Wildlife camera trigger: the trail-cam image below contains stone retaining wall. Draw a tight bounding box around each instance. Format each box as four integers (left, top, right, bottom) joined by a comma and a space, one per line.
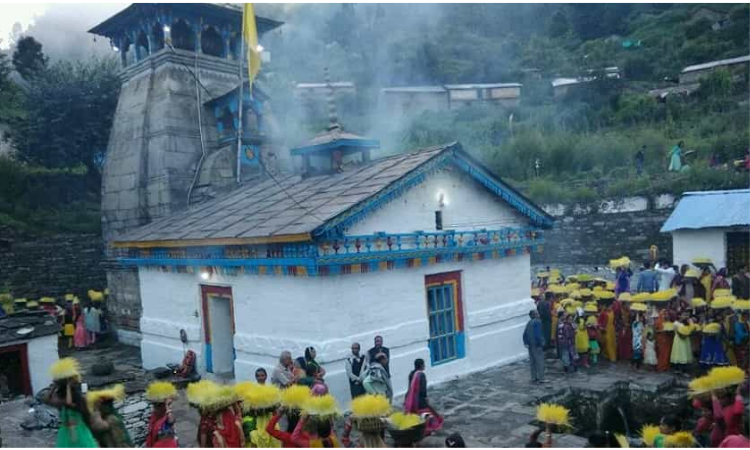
119, 392, 150, 446
532, 194, 676, 266
0, 231, 106, 298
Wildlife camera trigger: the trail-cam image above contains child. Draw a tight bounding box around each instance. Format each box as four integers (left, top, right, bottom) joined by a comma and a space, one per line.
644, 329, 657, 369
586, 316, 600, 367
631, 312, 645, 369
575, 317, 590, 368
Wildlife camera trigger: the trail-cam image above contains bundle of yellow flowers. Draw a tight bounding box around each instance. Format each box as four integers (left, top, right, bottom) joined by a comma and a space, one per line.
631, 292, 651, 302
187, 380, 220, 409
713, 289, 731, 298
704, 366, 746, 391
388, 412, 423, 430
710, 296, 735, 309
280, 385, 311, 410
351, 394, 391, 418
50, 358, 81, 381
609, 257, 631, 268
691, 298, 707, 309
536, 403, 571, 427
87, 384, 126, 410
732, 299, 750, 311
650, 289, 677, 302
145, 381, 177, 404
618, 292, 632, 302
640, 425, 660, 447
702, 323, 721, 334
303, 393, 339, 419
630, 302, 648, 312
236, 382, 280, 414
664, 431, 695, 448
88, 290, 104, 302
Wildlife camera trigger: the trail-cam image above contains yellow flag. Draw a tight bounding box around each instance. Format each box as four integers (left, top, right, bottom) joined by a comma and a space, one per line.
243, 3, 261, 89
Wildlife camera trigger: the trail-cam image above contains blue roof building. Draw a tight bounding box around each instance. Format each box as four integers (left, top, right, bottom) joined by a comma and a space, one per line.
661, 189, 750, 274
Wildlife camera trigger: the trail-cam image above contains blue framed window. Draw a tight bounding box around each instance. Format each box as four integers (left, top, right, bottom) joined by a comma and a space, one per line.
425, 271, 465, 365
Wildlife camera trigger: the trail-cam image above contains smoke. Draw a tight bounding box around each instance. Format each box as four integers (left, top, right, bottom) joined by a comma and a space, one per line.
255, 4, 450, 156
2, 3, 126, 62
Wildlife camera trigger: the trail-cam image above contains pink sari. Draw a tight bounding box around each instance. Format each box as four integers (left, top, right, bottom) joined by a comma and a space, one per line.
73, 312, 88, 349
403, 370, 444, 435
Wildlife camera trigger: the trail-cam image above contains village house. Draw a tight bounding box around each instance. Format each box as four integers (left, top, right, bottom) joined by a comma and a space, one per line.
0, 311, 60, 397
380, 83, 522, 117
661, 189, 750, 274
678, 54, 750, 86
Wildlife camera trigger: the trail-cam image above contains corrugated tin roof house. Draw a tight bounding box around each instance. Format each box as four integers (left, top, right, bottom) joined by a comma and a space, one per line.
661, 189, 750, 274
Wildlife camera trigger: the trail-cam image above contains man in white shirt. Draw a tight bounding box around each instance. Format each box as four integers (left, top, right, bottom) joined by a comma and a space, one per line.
654, 259, 676, 291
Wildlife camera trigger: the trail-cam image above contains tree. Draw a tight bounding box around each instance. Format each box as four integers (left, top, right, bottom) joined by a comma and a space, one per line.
0, 41, 24, 127
12, 36, 48, 80
548, 10, 570, 38
7, 57, 120, 181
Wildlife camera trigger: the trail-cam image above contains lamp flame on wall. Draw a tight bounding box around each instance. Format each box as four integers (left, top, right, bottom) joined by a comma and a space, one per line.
437, 191, 448, 208
200, 268, 211, 280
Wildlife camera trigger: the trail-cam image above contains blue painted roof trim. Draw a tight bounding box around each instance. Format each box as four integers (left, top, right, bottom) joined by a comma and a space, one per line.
312, 143, 553, 239
290, 138, 381, 156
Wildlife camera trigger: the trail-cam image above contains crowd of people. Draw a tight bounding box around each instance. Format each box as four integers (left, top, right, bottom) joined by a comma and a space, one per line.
0, 289, 109, 351
44, 335, 447, 448
524, 258, 749, 448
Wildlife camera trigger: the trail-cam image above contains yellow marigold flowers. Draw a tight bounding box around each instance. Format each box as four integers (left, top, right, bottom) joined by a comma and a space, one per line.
705, 366, 746, 391
711, 296, 735, 309
631, 292, 651, 302
609, 257, 631, 268
236, 382, 280, 411
351, 394, 392, 418
388, 412, 423, 430
650, 289, 677, 302
713, 289, 731, 298
303, 393, 339, 418
732, 299, 750, 311
87, 384, 125, 410
630, 302, 647, 312
187, 380, 219, 408
688, 375, 713, 397
536, 403, 570, 427
145, 381, 177, 403
50, 358, 81, 381
702, 323, 720, 334
664, 431, 695, 448
640, 425, 660, 447
280, 385, 311, 410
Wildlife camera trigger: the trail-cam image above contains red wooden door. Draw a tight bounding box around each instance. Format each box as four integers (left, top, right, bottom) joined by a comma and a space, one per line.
0, 343, 31, 396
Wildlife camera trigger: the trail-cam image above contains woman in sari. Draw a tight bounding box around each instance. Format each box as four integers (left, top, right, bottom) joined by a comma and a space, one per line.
655, 304, 674, 372
670, 313, 694, 372
304, 347, 326, 380
598, 304, 617, 362
88, 384, 133, 447
144, 382, 178, 448
73, 302, 89, 350
404, 358, 444, 436
615, 267, 632, 298
668, 141, 683, 172
45, 358, 99, 448
615, 301, 633, 362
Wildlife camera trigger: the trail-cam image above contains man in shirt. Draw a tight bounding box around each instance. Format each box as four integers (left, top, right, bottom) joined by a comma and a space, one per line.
654, 259, 676, 293
523, 309, 547, 384
270, 351, 295, 387
637, 261, 659, 293
367, 336, 390, 375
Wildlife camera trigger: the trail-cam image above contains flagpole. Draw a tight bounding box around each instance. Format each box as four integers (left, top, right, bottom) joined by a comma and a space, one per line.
236, 9, 246, 184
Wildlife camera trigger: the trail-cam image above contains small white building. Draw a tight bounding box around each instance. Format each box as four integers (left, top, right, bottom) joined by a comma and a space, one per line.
679, 55, 750, 86
0, 311, 60, 397
661, 189, 750, 274
112, 136, 552, 404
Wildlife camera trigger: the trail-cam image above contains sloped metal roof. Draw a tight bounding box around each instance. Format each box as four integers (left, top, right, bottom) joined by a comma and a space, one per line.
660, 189, 750, 232
114, 145, 450, 246
682, 55, 750, 74
0, 311, 61, 345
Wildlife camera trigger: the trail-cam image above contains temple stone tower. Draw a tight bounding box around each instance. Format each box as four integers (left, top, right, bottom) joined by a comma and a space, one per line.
90, 4, 281, 343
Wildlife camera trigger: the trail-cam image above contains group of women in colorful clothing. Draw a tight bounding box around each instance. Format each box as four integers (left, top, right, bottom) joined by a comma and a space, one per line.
534, 265, 750, 376
45, 358, 133, 448
57, 293, 105, 350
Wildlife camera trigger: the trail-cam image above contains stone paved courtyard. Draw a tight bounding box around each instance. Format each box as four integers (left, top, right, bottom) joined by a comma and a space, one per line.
1, 343, 692, 448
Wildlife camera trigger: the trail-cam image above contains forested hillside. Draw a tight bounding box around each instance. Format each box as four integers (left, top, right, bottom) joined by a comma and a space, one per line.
260, 3, 750, 203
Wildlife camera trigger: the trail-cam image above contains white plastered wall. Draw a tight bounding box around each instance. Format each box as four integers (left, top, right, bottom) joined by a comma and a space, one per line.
2, 334, 58, 395
671, 228, 726, 269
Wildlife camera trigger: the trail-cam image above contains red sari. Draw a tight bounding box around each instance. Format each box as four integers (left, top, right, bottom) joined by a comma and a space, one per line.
213, 409, 243, 448
656, 310, 673, 372
404, 370, 444, 435
615, 302, 633, 361
145, 412, 178, 448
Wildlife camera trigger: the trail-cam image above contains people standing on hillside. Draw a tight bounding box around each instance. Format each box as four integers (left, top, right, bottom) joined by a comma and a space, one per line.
668, 141, 684, 172
635, 145, 645, 176
523, 309, 547, 383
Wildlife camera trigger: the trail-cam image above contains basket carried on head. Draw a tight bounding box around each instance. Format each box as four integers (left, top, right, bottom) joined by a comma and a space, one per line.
352, 416, 387, 434
386, 411, 429, 446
